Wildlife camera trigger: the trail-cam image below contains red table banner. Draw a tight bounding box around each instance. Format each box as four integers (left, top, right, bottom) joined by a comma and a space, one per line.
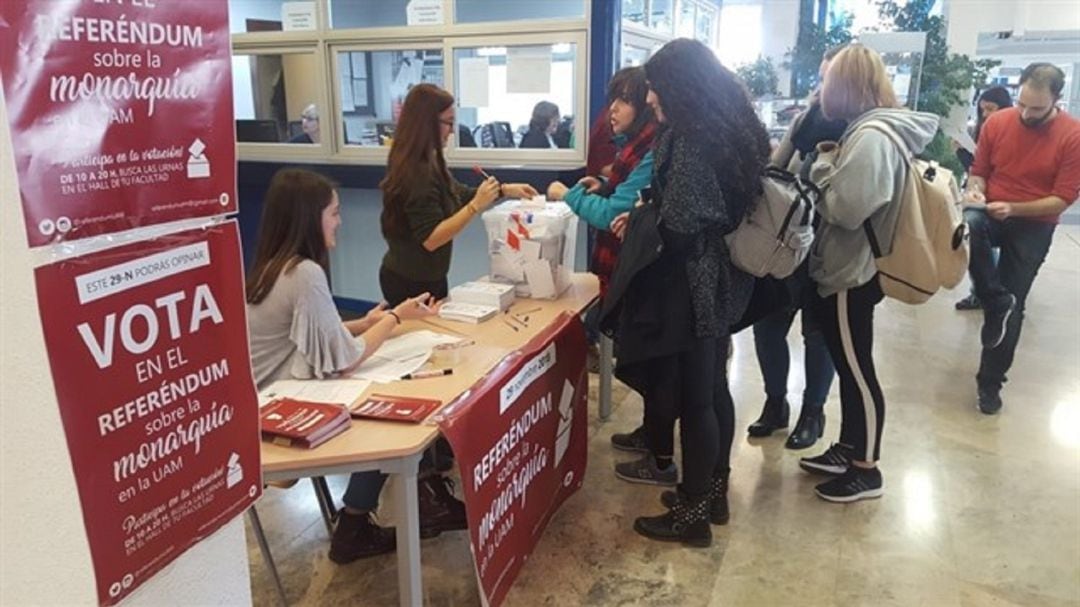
437, 314, 589, 607
0, 0, 236, 247
33, 222, 262, 606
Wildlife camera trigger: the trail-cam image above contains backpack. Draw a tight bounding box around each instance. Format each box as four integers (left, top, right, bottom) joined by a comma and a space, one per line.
856, 120, 969, 304
725, 166, 819, 279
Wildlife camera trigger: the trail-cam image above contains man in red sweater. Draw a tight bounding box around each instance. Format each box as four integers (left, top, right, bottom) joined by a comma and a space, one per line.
963, 63, 1080, 414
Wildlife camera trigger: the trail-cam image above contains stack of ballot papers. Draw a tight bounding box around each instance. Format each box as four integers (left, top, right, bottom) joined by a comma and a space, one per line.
351, 330, 462, 383
482, 200, 577, 299
258, 378, 372, 407
438, 301, 499, 324
449, 281, 515, 310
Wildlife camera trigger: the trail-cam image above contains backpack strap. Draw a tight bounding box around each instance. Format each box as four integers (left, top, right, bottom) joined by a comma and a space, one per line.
848, 120, 912, 259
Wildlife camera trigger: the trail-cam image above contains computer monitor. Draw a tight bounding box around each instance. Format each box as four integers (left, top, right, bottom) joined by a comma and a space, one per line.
235, 119, 281, 143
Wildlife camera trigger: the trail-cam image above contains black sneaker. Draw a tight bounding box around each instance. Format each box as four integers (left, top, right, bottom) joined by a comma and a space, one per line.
799, 443, 852, 475
977, 384, 1003, 415
955, 293, 982, 311
615, 455, 678, 486
814, 466, 883, 503
611, 426, 648, 453
981, 294, 1016, 349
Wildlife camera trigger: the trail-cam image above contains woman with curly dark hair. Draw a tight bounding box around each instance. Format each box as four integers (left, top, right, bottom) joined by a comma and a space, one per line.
604, 38, 769, 546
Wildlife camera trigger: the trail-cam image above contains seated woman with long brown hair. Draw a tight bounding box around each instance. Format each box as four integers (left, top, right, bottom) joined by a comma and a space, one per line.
246, 168, 465, 564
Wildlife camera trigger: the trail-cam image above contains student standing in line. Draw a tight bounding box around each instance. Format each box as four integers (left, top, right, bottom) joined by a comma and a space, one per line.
607, 39, 766, 547
747, 46, 844, 450
547, 66, 673, 485
797, 45, 938, 502
247, 168, 468, 563
379, 84, 538, 305
953, 85, 1013, 311
962, 63, 1080, 414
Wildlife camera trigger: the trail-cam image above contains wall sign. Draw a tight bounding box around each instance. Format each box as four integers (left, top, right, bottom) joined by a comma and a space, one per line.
0, 0, 237, 247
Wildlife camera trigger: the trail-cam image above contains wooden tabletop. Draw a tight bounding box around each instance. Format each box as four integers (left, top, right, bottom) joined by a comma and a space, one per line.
260, 273, 599, 477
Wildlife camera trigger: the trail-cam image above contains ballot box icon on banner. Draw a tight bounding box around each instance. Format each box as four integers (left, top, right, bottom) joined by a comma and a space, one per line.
226, 452, 244, 489
555, 379, 574, 466
187, 138, 210, 179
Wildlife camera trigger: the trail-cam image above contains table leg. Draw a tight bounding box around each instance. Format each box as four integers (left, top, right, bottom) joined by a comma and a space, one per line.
248, 507, 289, 607
393, 456, 423, 607
599, 334, 614, 420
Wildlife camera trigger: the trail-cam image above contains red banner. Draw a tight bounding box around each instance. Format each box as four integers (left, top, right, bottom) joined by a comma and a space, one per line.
0, 0, 236, 247
33, 222, 261, 606
437, 314, 589, 607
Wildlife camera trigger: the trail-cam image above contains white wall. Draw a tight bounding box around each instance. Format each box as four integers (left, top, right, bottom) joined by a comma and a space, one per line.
945, 0, 1080, 55
761, 0, 800, 97
0, 85, 252, 607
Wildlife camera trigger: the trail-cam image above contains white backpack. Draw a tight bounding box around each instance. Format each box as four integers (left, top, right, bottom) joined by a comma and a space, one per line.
857, 120, 969, 304
726, 166, 819, 279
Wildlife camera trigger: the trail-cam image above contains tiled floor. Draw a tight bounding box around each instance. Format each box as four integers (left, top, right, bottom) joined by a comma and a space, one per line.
246, 224, 1080, 606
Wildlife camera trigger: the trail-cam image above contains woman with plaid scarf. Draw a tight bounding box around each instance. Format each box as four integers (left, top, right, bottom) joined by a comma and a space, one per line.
547, 67, 673, 487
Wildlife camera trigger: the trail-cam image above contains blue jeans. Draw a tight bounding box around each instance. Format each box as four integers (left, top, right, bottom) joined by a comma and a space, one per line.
753, 280, 835, 412
342, 472, 387, 512
965, 208, 1055, 388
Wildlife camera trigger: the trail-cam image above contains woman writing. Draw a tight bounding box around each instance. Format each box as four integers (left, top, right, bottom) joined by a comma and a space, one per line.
379, 83, 538, 305
247, 168, 465, 564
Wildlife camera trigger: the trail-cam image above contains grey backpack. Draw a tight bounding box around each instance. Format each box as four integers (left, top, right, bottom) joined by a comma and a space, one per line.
725, 166, 819, 279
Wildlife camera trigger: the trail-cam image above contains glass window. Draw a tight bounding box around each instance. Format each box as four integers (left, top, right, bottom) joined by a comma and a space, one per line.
623, 0, 647, 26
335, 49, 444, 147
622, 44, 651, 68
648, 0, 674, 35
232, 52, 322, 144
677, 1, 696, 38
452, 43, 578, 150
329, 0, 411, 29
455, 0, 585, 24
696, 6, 716, 44
717, 4, 762, 68
229, 0, 291, 33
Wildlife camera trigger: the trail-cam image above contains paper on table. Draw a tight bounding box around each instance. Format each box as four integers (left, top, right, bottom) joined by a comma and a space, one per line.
507, 46, 552, 94
369, 330, 462, 362
258, 378, 372, 408
524, 259, 557, 299
458, 57, 490, 108
352, 352, 431, 383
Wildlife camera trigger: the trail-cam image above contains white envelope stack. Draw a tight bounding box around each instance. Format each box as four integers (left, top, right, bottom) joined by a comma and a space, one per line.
449, 281, 516, 311
482, 198, 578, 300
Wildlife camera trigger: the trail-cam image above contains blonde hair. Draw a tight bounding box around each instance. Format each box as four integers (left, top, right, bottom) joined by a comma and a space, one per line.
820, 44, 899, 121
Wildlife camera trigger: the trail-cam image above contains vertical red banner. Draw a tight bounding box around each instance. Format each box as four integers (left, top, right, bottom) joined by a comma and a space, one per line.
437, 314, 589, 607
33, 222, 262, 606
0, 0, 236, 247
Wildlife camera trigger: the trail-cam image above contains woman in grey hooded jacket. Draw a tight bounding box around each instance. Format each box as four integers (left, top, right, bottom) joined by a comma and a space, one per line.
797, 44, 939, 503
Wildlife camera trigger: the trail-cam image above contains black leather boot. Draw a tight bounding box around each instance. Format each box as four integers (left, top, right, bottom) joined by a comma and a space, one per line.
785, 408, 825, 450
747, 397, 790, 437
634, 488, 712, 547
662, 474, 729, 525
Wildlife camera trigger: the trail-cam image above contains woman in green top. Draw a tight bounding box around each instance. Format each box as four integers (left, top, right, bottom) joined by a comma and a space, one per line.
379, 84, 538, 305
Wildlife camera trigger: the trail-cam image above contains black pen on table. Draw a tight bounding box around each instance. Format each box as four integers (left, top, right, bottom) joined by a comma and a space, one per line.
400, 368, 453, 380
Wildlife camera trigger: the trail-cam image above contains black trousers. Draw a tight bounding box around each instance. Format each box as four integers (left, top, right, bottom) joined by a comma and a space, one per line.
379, 266, 449, 307
813, 279, 885, 463
965, 209, 1056, 388
644, 336, 734, 496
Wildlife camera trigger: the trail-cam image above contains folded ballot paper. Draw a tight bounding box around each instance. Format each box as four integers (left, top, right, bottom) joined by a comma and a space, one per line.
482, 198, 577, 299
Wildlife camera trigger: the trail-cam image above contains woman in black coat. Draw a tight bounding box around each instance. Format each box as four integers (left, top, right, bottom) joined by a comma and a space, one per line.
603, 39, 769, 547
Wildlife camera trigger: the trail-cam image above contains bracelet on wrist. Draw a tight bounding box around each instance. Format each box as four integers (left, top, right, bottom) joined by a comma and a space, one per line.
388, 311, 402, 325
